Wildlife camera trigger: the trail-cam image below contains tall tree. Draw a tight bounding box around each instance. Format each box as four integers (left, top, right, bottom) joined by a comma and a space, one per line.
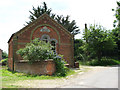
112, 1, 120, 27
112, 1, 120, 60
83, 24, 116, 61
55, 15, 80, 35
26, 2, 55, 24
26, 2, 80, 35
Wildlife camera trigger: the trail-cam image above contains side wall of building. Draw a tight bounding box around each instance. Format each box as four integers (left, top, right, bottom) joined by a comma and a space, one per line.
8, 39, 13, 70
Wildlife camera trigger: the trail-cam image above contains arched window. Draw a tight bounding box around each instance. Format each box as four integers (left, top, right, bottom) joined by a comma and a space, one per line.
41, 34, 50, 43
42, 36, 48, 43
41, 34, 58, 54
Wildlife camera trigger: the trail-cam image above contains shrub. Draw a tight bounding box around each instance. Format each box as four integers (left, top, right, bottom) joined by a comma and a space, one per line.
17, 38, 69, 76
53, 55, 68, 76
1, 58, 8, 66
2, 51, 8, 59
88, 57, 120, 66
16, 38, 54, 64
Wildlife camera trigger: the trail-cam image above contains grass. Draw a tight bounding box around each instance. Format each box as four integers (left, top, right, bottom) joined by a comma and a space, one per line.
79, 57, 120, 66
1, 66, 76, 88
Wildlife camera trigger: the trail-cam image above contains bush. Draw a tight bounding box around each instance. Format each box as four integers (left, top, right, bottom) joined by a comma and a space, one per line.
2, 51, 8, 59
1, 58, 8, 66
88, 57, 120, 66
53, 55, 68, 76
79, 57, 120, 66
17, 38, 69, 76
17, 38, 54, 64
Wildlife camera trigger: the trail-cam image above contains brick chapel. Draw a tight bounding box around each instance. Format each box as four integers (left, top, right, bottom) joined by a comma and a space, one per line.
8, 13, 74, 71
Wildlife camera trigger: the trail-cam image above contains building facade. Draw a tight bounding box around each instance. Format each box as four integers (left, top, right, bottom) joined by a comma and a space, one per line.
8, 14, 74, 71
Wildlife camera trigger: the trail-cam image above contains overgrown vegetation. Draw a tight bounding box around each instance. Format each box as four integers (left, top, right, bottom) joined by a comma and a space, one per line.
0, 58, 8, 65
1, 51, 8, 66
17, 38, 69, 76
17, 38, 54, 64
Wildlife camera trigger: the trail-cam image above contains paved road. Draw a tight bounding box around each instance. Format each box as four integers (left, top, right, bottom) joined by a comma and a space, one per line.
59, 66, 118, 88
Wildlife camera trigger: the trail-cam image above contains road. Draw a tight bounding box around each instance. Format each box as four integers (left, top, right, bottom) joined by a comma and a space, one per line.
58, 66, 118, 88
10, 66, 119, 88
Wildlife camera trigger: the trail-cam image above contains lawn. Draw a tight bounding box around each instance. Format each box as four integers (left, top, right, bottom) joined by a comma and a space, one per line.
1, 66, 76, 88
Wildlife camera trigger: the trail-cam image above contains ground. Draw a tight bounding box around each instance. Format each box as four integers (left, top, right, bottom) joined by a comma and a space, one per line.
2, 65, 118, 88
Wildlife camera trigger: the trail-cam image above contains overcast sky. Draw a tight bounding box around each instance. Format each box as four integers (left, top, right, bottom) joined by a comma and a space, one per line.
0, 0, 117, 53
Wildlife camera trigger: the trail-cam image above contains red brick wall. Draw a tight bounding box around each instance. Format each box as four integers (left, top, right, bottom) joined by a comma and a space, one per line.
8, 39, 13, 70
14, 60, 55, 75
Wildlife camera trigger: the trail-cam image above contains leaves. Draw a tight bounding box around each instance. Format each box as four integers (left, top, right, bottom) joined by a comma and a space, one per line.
26, 2, 80, 35
112, 1, 120, 27
55, 15, 80, 35
16, 38, 54, 63
2, 51, 8, 59
83, 24, 117, 60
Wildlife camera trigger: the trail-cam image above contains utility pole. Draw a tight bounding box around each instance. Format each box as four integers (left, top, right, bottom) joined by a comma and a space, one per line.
85, 23, 89, 61
85, 23, 88, 43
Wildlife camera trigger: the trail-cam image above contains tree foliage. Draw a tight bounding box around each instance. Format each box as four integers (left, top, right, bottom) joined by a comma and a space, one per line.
26, 2, 55, 24
55, 15, 80, 35
83, 24, 116, 61
2, 51, 8, 59
26, 2, 80, 35
74, 39, 84, 60
112, 1, 120, 27
112, 1, 120, 60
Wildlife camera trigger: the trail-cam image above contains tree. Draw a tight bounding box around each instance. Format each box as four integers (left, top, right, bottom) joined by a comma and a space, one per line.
112, 1, 120, 27
2, 51, 8, 59
26, 2, 55, 24
83, 24, 116, 61
74, 39, 84, 60
112, 1, 120, 60
55, 15, 80, 35
26, 2, 80, 35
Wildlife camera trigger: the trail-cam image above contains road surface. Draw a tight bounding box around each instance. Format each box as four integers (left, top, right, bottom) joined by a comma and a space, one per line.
58, 66, 118, 88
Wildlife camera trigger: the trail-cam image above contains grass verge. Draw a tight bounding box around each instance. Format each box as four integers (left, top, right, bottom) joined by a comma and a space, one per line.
79, 58, 120, 66
1, 66, 76, 88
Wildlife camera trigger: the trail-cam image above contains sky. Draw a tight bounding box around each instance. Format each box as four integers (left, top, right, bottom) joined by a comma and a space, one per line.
0, 0, 117, 53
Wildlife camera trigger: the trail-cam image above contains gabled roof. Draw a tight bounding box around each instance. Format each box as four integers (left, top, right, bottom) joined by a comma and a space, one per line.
8, 13, 73, 43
